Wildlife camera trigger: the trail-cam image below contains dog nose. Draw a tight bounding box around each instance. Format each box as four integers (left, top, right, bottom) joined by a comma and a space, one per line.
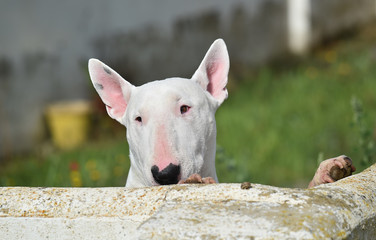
151, 163, 180, 185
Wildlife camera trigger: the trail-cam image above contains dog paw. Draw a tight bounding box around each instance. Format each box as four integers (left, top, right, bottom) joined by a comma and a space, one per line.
178, 174, 216, 184
308, 155, 356, 188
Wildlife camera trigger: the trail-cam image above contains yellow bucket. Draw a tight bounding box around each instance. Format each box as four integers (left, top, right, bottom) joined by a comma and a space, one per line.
46, 100, 91, 150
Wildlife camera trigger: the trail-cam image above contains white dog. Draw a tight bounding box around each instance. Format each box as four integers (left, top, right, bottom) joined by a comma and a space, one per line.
88, 39, 355, 188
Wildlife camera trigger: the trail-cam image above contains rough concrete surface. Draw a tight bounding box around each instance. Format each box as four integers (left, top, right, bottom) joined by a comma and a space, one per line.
0, 164, 375, 239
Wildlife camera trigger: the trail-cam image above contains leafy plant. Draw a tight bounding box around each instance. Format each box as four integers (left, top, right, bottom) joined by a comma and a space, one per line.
351, 96, 376, 168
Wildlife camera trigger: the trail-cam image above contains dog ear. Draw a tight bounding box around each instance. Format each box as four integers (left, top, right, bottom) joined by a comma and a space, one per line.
88, 59, 134, 123
191, 39, 230, 105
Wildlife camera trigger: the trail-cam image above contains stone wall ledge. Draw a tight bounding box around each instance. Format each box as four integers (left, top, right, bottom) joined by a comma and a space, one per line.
1, 164, 375, 239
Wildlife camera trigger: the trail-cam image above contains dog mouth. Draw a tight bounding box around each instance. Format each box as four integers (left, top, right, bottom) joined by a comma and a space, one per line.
151, 163, 181, 185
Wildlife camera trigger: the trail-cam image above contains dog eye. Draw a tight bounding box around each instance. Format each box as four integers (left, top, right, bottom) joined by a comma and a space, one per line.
180, 105, 190, 114
135, 116, 142, 123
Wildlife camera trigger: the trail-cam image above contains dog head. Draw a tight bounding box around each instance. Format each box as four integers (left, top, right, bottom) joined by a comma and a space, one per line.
88, 39, 229, 187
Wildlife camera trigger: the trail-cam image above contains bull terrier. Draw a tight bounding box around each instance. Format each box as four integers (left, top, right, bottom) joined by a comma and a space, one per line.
88, 39, 355, 188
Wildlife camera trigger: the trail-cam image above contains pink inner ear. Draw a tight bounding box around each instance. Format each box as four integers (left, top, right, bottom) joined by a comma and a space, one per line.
206, 61, 227, 100
89, 59, 129, 121
191, 39, 229, 103
104, 88, 127, 118
96, 70, 127, 119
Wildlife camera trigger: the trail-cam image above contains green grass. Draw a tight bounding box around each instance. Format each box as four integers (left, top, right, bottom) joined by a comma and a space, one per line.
0, 139, 130, 187
216, 28, 376, 186
1, 24, 376, 187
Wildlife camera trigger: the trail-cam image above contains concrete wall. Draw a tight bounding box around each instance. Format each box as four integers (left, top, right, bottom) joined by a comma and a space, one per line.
0, 0, 375, 156
0, 164, 375, 239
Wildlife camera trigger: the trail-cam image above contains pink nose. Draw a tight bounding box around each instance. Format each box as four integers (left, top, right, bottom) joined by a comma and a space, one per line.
151, 163, 180, 185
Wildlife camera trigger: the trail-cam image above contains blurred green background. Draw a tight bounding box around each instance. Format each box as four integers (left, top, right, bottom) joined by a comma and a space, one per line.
1, 23, 376, 188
